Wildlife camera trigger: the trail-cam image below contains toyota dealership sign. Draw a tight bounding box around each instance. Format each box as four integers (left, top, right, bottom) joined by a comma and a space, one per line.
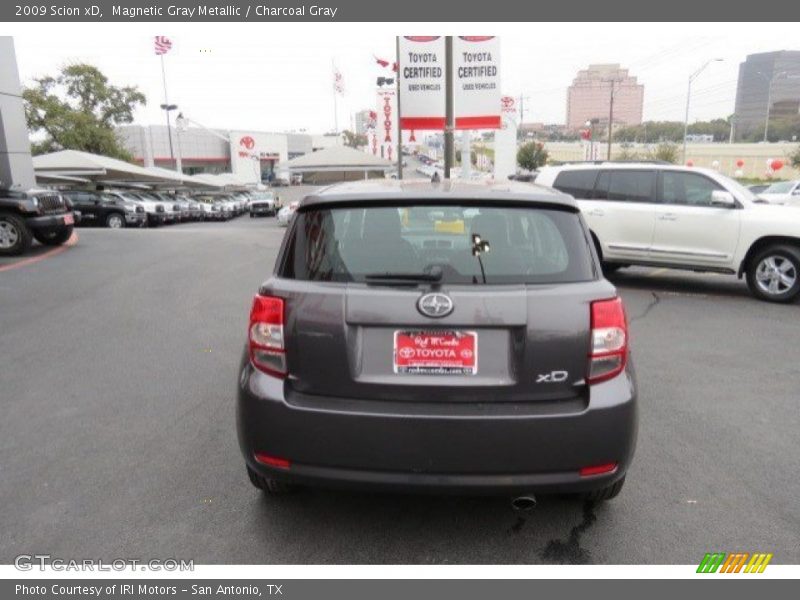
453, 36, 501, 129
398, 36, 446, 130
398, 35, 501, 131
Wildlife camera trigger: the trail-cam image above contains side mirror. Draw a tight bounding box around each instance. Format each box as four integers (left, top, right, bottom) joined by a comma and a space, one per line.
710, 190, 736, 208
792, 188, 800, 195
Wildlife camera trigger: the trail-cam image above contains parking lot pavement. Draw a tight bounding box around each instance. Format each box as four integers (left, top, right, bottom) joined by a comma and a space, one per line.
1, 207, 798, 565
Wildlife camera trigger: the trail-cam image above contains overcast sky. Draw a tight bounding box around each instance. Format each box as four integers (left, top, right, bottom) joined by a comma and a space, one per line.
5, 22, 799, 134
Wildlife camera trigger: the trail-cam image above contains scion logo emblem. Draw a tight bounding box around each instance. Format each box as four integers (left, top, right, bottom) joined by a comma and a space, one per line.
417, 293, 454, 318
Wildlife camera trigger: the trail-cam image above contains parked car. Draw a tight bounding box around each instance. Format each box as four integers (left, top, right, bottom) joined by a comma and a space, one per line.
537, 162, 800, 302
195, 196, 226, 221
238, 180, 637, 501
105, 190, 166, 227
276, 201, 299, 227
0, 189, 74, 256
747, 184, 770, 196
756, 180, 800, 206
62, 190, 146, 229
131, 192, 178, 224
189, 200, 203, 221
250, 192, 279, 217
153, 193, 192, 221
272, 171, 291, 187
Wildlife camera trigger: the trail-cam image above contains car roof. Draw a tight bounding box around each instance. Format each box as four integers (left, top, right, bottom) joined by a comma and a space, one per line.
300, 178, 577, 210
540, 161, 722, 178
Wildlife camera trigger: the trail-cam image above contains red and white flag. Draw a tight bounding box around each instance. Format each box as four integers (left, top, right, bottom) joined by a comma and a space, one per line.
154, 36, 173, 56
374, 55, 399, 72
333, 68, 345, 96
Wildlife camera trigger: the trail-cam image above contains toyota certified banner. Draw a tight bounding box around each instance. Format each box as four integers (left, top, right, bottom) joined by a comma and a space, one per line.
398, 35, 446, 130
453, 36, 501, 129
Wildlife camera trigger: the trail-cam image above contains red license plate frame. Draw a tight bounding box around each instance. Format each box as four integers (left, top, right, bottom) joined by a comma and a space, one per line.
393, 330, 478, 375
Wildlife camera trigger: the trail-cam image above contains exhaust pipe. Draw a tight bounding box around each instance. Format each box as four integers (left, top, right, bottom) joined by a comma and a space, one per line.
511, 494, 537, 511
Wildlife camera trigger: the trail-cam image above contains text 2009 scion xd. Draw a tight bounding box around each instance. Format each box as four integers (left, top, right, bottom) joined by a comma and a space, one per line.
237, 180, 637, 502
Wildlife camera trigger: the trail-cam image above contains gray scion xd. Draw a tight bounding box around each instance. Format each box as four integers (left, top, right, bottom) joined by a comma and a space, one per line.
237, 179, 637, 502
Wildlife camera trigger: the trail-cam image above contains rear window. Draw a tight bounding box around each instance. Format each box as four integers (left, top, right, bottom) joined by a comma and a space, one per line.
282, 204, 595, 285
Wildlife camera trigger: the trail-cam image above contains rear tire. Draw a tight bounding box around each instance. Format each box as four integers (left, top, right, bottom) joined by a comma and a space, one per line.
746, 244, 800, 303
33, 225, 73, 246
246, 465, 298, 495
583, 477, 625, 503
0, 212, 32, 256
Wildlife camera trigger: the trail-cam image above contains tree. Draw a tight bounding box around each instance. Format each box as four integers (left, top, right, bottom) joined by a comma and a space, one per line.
23, 64, 146, 159
342, 129, 368, 148
613, 141, 678, 164
648, 141, 679, 164
613, 143, 643, 161
789, 145, 800, 170
614, 119, 731, 144
517, 141, 549, 171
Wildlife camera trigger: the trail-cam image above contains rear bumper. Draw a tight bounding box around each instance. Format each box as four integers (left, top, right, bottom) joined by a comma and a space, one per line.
237, 355, 638, 495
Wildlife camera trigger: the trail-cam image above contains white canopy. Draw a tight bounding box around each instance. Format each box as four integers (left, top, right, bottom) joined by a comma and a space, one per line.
284, 145, 393, 172
32, 150, 220, 189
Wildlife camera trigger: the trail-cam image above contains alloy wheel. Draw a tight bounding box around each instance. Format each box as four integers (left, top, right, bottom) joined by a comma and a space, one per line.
755, 255, 798, 295
0, 220, 20, 249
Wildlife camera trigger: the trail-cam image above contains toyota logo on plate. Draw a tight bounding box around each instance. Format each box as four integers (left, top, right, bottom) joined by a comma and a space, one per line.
417, 293, 454, 318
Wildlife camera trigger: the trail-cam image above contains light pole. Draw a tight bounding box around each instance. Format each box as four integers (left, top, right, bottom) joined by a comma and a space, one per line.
160, 102, 178, 170
601, 78, 620, 160
683, 58, 723, 163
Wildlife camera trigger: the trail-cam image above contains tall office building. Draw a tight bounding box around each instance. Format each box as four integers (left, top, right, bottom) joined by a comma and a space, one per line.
733, 51, 800, 141
566, 64, 644, 130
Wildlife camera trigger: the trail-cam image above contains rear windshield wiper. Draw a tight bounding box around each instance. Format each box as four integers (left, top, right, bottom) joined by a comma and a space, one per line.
364, 267, 443, 284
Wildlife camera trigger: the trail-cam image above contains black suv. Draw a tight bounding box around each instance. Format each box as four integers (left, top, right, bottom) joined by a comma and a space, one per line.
62, 190, 146, 229
0, 189, 75, 256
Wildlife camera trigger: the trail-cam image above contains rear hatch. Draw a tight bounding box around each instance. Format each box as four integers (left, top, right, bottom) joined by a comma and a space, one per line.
265, 200, 613, 404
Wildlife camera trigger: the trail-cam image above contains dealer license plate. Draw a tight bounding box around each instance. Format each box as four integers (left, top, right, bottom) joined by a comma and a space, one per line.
393, 330, 477, 375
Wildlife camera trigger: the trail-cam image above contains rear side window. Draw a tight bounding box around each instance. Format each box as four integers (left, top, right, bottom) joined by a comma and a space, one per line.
552, 169, 599, 198
282, 204, 595, 285
594, 170, 655, 203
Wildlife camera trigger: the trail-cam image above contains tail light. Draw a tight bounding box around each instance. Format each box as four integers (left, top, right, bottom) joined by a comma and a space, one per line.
254, 453, 291, 469
248, 294, 287, 378
587, 297, 628, 384
579, 462, 618, 477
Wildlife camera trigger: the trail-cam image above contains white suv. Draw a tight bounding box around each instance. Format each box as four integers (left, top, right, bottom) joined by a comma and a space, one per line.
536, 162, 800, 303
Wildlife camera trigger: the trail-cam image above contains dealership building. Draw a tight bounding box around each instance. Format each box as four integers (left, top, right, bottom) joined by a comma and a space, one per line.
117, 125, 343, 184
